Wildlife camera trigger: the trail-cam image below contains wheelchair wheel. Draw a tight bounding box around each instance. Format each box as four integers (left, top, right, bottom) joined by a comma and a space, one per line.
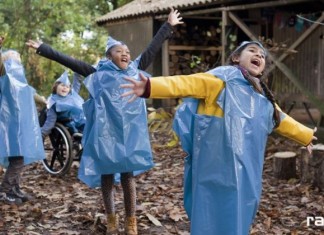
42, 122, 73, 176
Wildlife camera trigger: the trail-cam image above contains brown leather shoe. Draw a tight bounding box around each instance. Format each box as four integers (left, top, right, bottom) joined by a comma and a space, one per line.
125, 216, 137, 235
107, 214, 118, 235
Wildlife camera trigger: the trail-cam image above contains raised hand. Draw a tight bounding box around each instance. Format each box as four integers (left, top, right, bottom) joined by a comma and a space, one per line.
120, 73, 148, 102
26, 39, 42, 50
168, 8, 183, 26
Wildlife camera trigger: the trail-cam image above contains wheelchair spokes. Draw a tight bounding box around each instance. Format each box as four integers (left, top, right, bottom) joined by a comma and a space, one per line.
42, 123, 74, 176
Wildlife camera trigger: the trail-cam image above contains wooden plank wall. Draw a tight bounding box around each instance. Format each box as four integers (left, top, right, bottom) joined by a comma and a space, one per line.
272, 24, 324, 103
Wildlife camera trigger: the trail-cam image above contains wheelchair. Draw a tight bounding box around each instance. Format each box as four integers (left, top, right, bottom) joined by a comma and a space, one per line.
38, 108, 83, 176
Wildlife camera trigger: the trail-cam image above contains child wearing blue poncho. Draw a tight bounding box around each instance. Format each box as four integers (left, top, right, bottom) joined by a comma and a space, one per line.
27, 9, 183, 235
121, 41, 317, 235
0, 36, 45, 205
41, 71, 85, 139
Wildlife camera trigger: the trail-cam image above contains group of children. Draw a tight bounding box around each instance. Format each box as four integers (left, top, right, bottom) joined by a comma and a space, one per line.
1, 7, 318, 235
2, 8, 183, 235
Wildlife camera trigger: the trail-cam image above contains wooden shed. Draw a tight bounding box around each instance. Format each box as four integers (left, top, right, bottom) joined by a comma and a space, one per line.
96, 0, 324, 127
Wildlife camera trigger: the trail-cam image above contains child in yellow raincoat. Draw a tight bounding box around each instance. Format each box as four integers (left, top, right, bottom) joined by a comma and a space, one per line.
121, 41, 317, 235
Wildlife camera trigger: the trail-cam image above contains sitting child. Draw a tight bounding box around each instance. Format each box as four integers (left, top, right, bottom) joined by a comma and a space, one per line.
41, 71, 85, 139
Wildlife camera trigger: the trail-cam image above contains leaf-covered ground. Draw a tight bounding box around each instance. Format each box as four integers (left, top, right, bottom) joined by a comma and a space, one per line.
0, 133, 323, 235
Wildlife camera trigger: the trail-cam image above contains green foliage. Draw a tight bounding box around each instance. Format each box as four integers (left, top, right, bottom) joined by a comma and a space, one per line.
0, 0, 131, 98
188, 54, 210, 72
189, 55, 201, 69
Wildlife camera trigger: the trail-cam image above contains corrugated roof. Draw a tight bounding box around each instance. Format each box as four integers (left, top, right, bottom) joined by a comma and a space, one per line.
96, 0, 228, 24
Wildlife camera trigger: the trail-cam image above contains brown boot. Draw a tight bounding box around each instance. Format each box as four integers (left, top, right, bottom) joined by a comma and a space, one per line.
107, 214, 118, 235
125, 216, 137, 235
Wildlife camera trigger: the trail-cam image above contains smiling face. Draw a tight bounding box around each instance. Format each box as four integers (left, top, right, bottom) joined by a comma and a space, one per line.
231, 44, 266, 77
107, 44, 131, 70
56, 82, 71, 97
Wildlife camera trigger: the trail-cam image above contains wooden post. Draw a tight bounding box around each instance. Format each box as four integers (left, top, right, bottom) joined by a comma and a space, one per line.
300, 144, 324, 191
162, 40, 169, 76
221, 10, 228, 65
319, 115, 324, 127
160, 40, 170, 110
273, 151, 297, 180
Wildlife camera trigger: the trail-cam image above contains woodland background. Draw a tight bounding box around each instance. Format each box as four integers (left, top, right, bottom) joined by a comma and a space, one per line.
0, 1, 323, 234
0, 0, 132, 97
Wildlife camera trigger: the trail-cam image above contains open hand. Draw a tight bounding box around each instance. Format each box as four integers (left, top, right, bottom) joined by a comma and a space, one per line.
168, 8, 183, 26
26, 39, 42, 50
120, 73, 148, 102
306, 127, 318, 154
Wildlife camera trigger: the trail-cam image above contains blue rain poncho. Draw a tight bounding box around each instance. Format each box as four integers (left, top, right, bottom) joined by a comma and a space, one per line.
173, 66, 274, 235
46, 71, 85, 133
78, 58, 154, 188
0, 59, 45, 166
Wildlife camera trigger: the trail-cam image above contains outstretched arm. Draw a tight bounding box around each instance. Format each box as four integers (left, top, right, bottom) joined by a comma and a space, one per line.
138, 8, 183, 70
274, 109, 317, 154
121, 72, 225, 103
34, 93, 47, 108
26, 40, 96, 77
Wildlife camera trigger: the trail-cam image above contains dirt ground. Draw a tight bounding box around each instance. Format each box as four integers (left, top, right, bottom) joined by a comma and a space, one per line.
0, 133, 323, 235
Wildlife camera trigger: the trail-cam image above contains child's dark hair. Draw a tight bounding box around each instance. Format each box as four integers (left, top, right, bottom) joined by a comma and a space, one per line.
227, 42, 281, 128
52, 81, 61, 94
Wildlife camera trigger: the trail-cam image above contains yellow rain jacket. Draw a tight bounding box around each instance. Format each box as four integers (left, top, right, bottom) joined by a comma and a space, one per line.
145, 66, 313, 235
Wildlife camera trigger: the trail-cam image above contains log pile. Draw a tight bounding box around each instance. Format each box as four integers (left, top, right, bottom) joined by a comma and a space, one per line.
168, 21, 223, 75
159, 19, 223, 111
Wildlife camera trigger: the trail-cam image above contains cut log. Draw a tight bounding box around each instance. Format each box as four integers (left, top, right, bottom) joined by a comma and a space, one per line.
169, 50, 176, 56
300, 144, 324, 191
183, 53, 191, 60
171, 55, 179, 63
182, 68, 192, 75
273, 151, 297, 180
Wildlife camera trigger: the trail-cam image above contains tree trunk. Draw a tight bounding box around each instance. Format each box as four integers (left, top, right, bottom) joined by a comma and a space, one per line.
273, 151, 297, 180
300, 144, 324, 191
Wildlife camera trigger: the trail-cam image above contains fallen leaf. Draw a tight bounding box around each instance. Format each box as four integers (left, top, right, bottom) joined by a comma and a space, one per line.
146, 213, 162, 226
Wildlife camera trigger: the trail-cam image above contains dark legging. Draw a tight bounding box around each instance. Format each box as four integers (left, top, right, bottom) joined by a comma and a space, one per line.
0, 156, 24, 192
101, 172, 136, 216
